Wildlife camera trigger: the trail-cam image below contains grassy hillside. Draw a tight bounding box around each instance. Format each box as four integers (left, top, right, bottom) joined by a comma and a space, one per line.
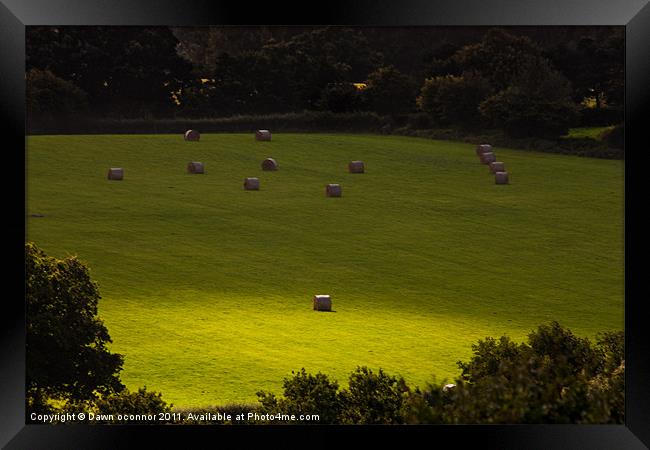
26, 133, 624, 407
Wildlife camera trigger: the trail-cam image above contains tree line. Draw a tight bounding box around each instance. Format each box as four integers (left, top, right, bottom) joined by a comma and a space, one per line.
26, 26, 623, 138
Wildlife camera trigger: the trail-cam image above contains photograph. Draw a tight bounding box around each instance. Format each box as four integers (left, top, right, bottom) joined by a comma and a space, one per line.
2, 0, 649, 448
23, 23, 626, 424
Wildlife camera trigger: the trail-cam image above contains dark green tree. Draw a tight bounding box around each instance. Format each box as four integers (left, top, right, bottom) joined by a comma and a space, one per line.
26, 27, 193, 116
549, 30, 624, 108
26, 68, 88, 115
254, 27, 382, 111
452, 28, 548, 91
256, 368, 341, 424
479, 60, 579, 138
362, 66, 418, 115
25, 242, 125, 412
338, 366, 409, 424
417, 72, 492, 127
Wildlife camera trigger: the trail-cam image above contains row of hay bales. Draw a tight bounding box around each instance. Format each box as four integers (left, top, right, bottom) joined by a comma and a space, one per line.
476, 144, 509, 184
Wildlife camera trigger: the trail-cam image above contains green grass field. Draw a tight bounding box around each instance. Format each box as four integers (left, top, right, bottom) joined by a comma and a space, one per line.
566, 126, 615, 139
26, 133, 624, 408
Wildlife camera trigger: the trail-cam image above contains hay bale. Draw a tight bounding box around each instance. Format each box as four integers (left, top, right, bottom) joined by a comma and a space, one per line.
255, 130, 272, 141
107, 168, 123, 180
187, 161, 205, 174
262, 158, 278, 171
495, 171, 509, 184
489, 161, 505, 174
476, 144, 492, 156
348, 161, 365, 173
313, 294, 332, 311
184, 129, 200, 141
244, 177, 260, 190
326, 184, 342, 197
479, 152, 496, 164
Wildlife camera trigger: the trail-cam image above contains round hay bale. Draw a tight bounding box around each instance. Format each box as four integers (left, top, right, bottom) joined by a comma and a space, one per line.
261, 158, 278, 171
326, 183, 342, 197
495, 171, 509, 184
476, 144, 492, 156
107, 168, 123, 180
187, 161, 205, 174
348, 161, 365, 173
255, 130, 272, 141
313, 294, 332, 311
184, 129, 200, 141
244, 177, 260, 190
489, 161, 505, 174
480, 152, 496, 164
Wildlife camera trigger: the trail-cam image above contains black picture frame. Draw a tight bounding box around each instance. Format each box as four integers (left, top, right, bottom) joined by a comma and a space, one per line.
2, 0, 648, 448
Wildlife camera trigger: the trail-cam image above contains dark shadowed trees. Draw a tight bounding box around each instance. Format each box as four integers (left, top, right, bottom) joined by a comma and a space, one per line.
25, 242, 125, 412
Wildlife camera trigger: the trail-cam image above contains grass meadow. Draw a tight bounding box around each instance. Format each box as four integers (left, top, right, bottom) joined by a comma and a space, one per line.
26, 133, 624, 408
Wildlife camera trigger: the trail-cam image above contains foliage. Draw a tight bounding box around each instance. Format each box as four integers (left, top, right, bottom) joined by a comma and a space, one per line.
26, 68, 88, 116
317, 82, 362, 113
257, 368, 341, 424
253, 324, 623, 425
451, 28, 547, 91
549, 29, 624, 108
25, 242, 125, 410
256, 366, 408, 424
404, 322, 625, 424
417, 72, 492, 127
362, 66, 418, 115
92, 387, 172, 423
338, 367, 409, 424
479, 60, 579, 138
177, 27, 383, 115
27, 26, 192, 116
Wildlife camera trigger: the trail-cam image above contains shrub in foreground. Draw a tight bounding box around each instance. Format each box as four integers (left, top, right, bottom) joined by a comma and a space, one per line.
404, 322, 625, 424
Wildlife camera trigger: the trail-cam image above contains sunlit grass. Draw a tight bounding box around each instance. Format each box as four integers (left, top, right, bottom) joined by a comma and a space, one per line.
26, 133, 624, 407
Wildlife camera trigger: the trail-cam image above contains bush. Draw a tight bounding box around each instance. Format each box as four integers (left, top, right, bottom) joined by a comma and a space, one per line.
362, 66, 418, 115
338, 367, 409, 424
404, 321, 625, 424
256, 368, 341, 424
92, 387, 173, 424
417, 72, 492, 128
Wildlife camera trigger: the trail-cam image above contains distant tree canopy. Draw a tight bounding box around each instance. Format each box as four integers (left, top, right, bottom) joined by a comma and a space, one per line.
417, 72, 492, 127
549, 30, 624, 109
26, 25, 623, 134
178, 27, 383, 116
25, 242, 125, 411
26, 68, 88, 115
27, 26, 192, 116
417, 29, 582, 137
